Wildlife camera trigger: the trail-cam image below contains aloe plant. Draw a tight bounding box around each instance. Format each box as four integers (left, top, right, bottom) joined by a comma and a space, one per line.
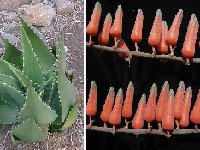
0, 16, 78, 143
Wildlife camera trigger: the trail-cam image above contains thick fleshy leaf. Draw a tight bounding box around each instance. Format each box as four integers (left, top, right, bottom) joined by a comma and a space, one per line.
57, 63, 76, 122
0, 60, 15, 76
0, 74, 20, 91
18, 81, 57, 125
45, 64, 56, 80
62, 105, 78, 129
19, 16, 55, 74
0, 100, 19, 124
20, 27, 44, 85
37, 76, 55, 92
57, 33, 67, 73
2, 39, 23, 69
7, 62, 30, 88
12, 117, 45, 142
39, 77, 55, 104
49, 81, 62, 125
0, 81, 25, 107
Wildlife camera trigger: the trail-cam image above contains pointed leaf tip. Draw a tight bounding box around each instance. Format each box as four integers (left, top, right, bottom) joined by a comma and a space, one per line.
12, 117, 45, 143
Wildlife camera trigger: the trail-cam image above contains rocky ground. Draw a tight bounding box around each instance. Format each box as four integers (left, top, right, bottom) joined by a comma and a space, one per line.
0, 0, 84, 149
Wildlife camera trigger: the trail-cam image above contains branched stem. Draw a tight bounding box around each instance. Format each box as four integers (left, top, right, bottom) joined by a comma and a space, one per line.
103, 123, 107, 128
175, 120, 179, 129
158, 123, 162, 130
124, 118, 129, 129
152, 47, 156, 58
86, 43, 200, 64
135, 42, 139, 51
86, 126, 200, 136
88, 116, 94, 128
169, 45, 175, 56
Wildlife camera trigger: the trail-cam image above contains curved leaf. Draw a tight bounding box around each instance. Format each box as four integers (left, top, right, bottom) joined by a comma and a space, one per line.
62, 105, 78, 129
0, 74, 20, 91
0, 100, 19, 124
0, 81, 25, 107
49, 81, 62, 125
7, 62, 30, 88
2, 39, 23, 70
57, 33, 67, 73
18, 81, 57, 126
19, 16, 55, 74
12, 117, 45, 142
0, 60, 15, 76
20, 27, 44, 85
57, 63, 76, 122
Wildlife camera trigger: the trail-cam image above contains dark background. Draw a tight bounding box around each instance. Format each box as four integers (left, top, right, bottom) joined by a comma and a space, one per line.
86, 0, 200, 150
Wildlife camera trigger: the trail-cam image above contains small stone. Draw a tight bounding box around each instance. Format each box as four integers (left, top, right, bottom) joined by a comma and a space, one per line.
32, 0, 43, 4
3, 21, 20, 33
22, 3, 56, 27
0, 31, 19, 55
0, 31, 19, 45
56, 0, 74, 15
43, 0, 56, 7
3, 12, 19, 22
0, 0, 31, 11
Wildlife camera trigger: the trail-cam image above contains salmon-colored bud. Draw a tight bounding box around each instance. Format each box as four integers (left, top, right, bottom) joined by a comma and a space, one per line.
157, 21, 168, 54
100, 87, 115, 123
179, 87, 192, 128
144, 83, 157, 123
182, 14, 198, 59
122, 81, 134, 118
131, 9, 144, 43
86, 2, 102, 36
98, 13, 112, 45
86, 81, 97, 117
156, 81, 169, 123
166, 9, 183, 46
174, 81, 185, 121
190, 90, 200, 125
162, 89, 174, 131
109, 89, 123, 126
110, 5, 123, 38
132, 94, 146, 129
148, 9, 162, 47
117, 38, 129, 58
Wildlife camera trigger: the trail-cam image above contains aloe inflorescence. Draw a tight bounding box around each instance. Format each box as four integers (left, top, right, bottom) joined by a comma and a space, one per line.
0, 15, 78, 143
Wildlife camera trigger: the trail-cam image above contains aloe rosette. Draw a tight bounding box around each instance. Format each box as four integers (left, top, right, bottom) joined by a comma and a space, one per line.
0, 16, 78, 143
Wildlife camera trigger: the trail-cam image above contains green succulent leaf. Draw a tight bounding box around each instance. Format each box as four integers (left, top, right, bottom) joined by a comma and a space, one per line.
0, 60, 15, 76
12, 117, 45, 143
19, 16, 55, 74
57, 62, 76, 122
57, 33, 68, 73
62, 105, 78, 130
49, 81, 62, 125
39, 77, 55, 104
0, 15, 78, 142
20, 27, 44, 85
6, 61, 30, 88
2, 39, 23, 70
18, 81, 58, 126
0, 74, 20, 91
45, 64, 56, 80
37, 76, 55, 92
0, 100, 19, 124
0, 81, 25, 107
